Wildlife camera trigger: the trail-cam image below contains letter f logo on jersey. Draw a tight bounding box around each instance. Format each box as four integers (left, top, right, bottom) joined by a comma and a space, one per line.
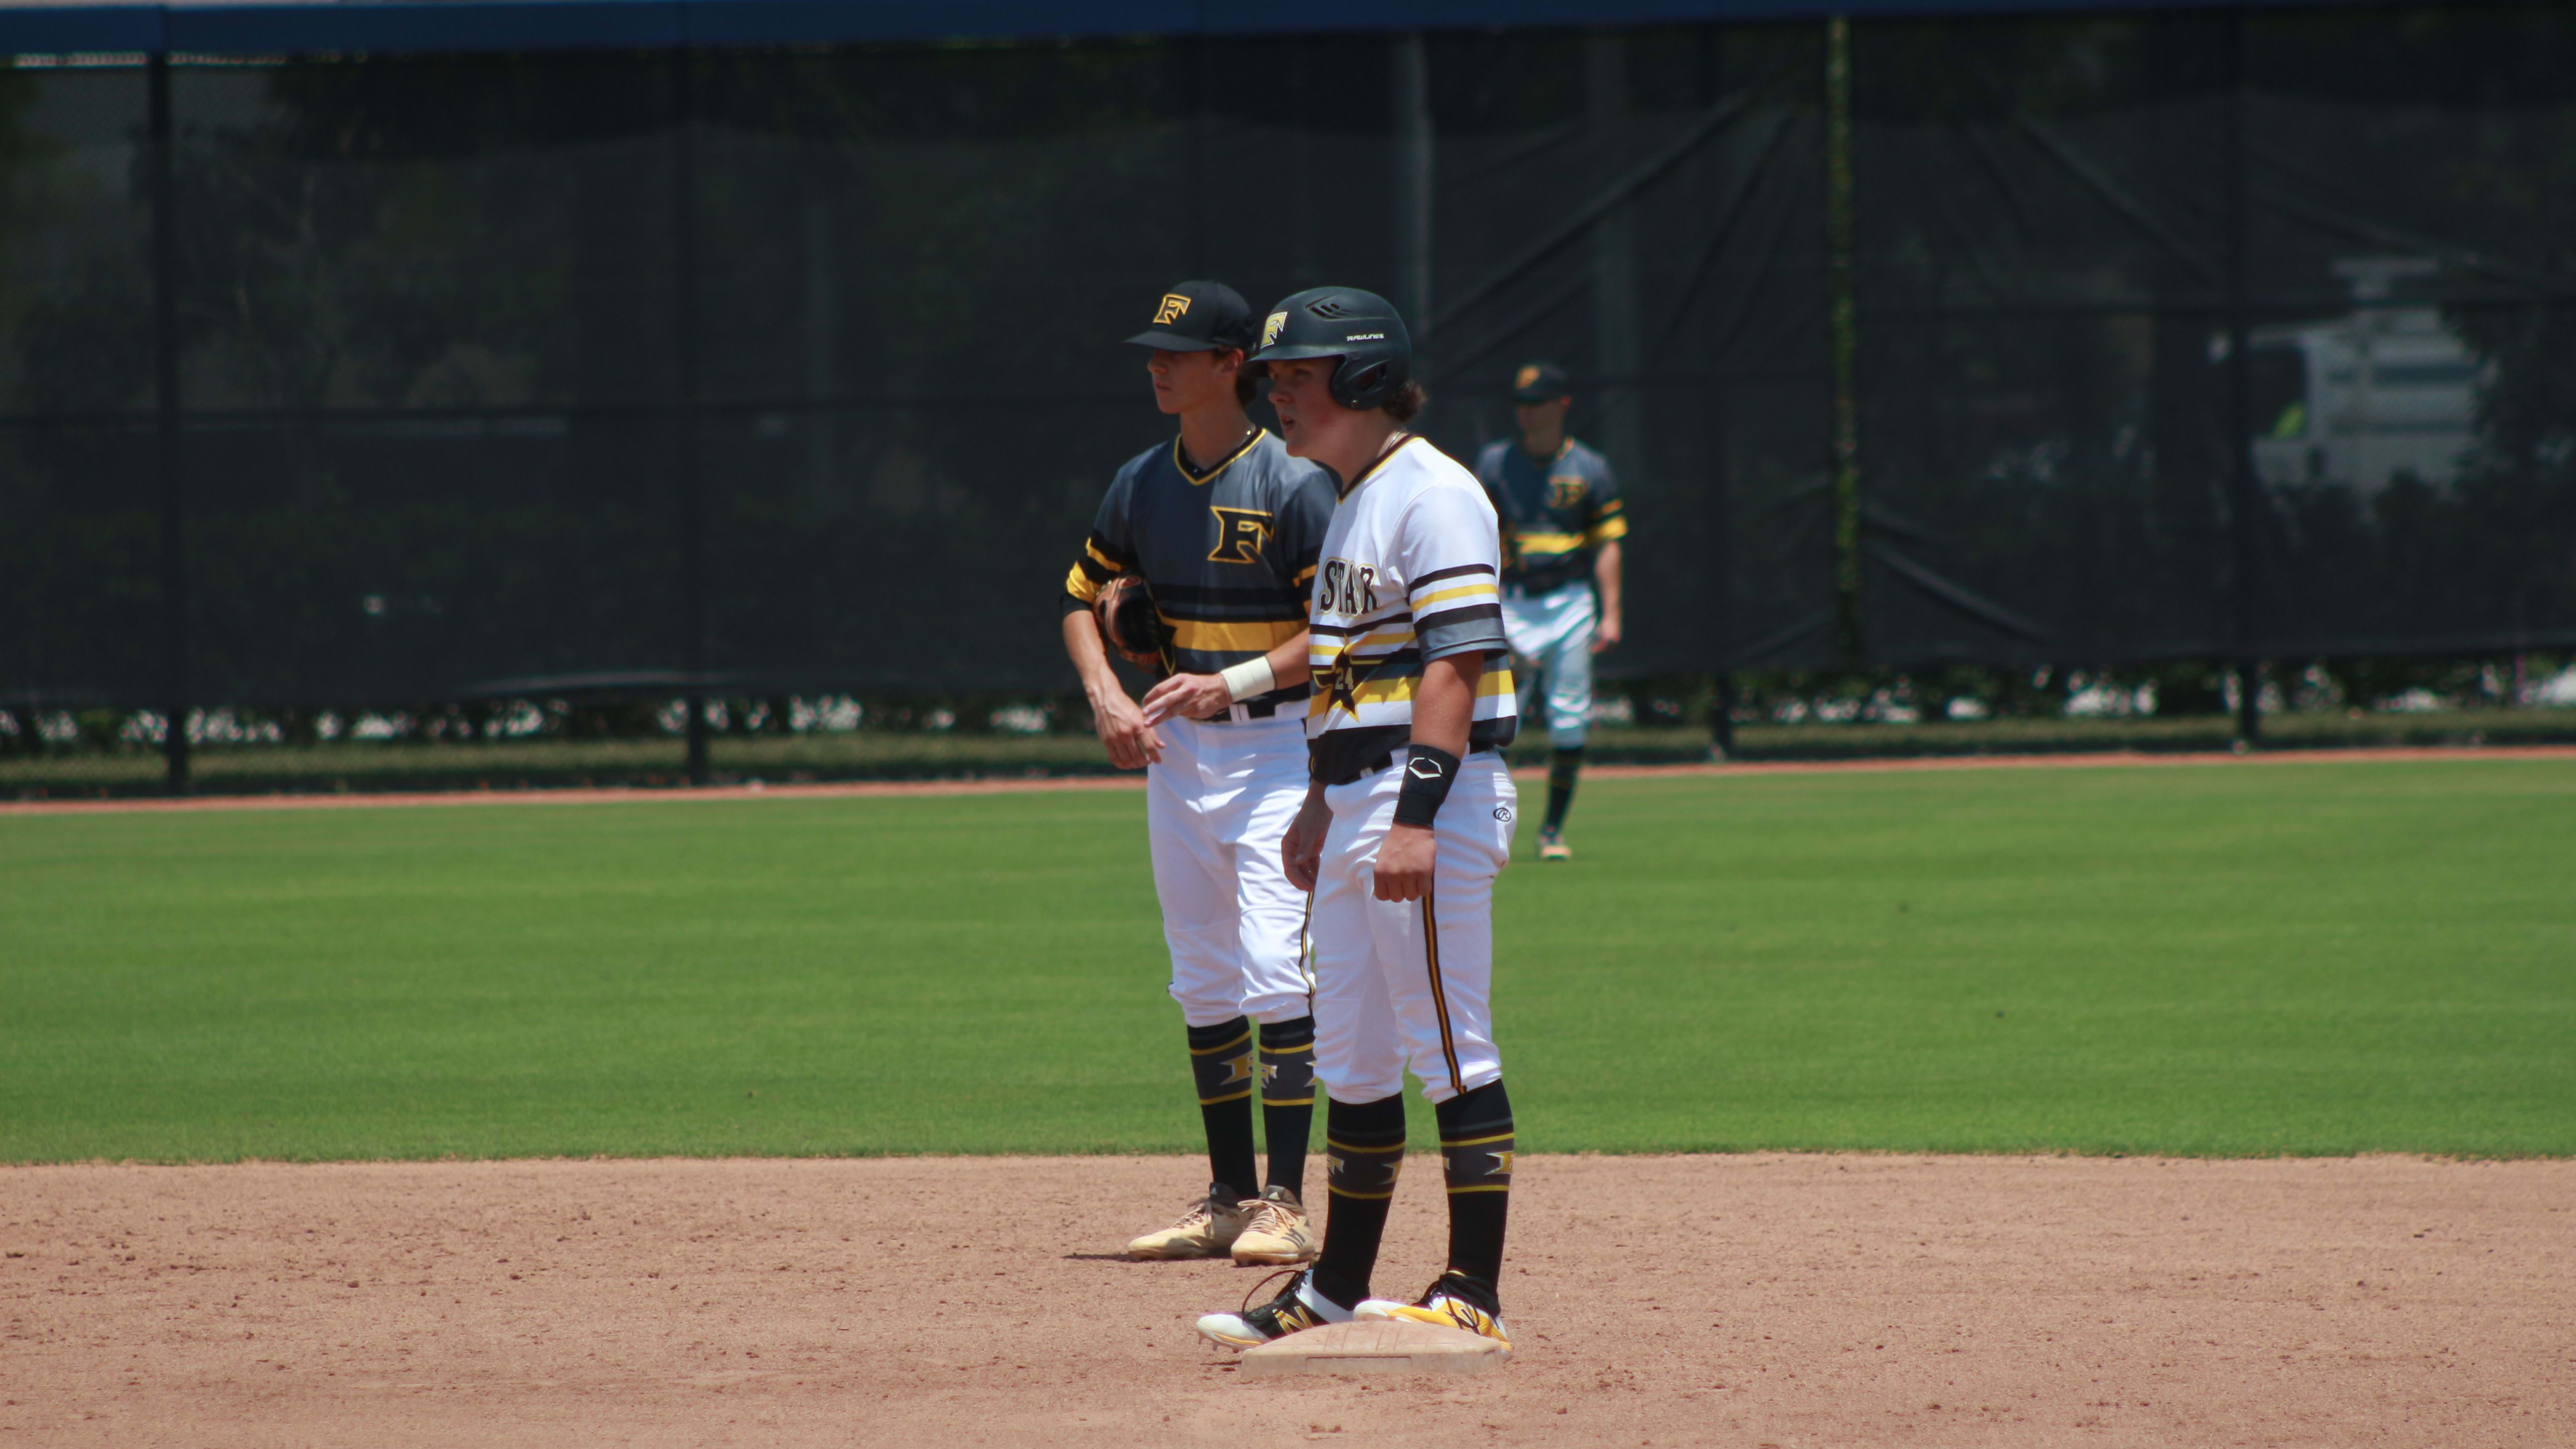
1207, 507, 1275, 564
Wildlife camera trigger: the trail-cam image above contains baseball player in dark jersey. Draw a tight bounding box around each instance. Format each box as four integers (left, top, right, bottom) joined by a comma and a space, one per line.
1061, 280, 1340, 1265
1473, 361, 1628, 862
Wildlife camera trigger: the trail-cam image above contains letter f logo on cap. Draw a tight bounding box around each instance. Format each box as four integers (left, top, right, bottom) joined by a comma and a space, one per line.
1154, 293, 1191, 325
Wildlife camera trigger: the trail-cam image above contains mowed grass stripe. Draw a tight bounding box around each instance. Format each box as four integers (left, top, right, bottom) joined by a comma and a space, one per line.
0, 759, 2568, 1162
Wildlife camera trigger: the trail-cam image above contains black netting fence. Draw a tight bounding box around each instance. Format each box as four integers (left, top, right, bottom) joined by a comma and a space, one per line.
2, 7, 2572, 786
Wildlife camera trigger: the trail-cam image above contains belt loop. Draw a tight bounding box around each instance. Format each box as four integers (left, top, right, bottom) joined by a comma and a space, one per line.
1229, 703, 1248, 724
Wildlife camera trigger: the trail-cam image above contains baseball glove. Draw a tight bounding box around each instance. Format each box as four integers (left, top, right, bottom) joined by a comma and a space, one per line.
1092, 574, 1169, 671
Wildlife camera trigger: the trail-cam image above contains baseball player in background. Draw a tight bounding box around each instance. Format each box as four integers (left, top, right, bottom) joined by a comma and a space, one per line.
1060, 280, 1338, 1266
1473, 362, 1627, 862
1195, 287, 1521, 1353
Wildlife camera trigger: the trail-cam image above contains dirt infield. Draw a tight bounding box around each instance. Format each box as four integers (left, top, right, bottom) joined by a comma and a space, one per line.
7, 743, 2574, 818
3, 1155, 2567, 1447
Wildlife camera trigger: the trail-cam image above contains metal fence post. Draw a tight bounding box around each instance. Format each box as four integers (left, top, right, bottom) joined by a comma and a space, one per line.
1392, 34, 1433, 341
149, 53, 189, 796
674, 49, 710, 786
1824, 15, 1862, 669
2222, 14, 2263, 747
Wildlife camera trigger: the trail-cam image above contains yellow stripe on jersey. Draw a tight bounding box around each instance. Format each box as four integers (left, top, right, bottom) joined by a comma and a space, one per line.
1588, 514, 1630, 545
1064, 561, 1103, 603
1508, 529, 1587, 553
1085, 540, 1127, 572
1164, 616, 1304, 652
1410, 583, 1499, 607
1347, 669, 1516, 706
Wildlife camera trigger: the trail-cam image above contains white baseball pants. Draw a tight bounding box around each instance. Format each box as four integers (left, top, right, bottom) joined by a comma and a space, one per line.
1146, 715, 1315, 1027
1309, 750, 1517, 1106
1502, 584, 1596, 748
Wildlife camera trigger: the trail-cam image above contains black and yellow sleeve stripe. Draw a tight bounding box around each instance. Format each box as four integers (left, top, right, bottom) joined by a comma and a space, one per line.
1587, 497, 1628, 547
1063, 532, 1133, 606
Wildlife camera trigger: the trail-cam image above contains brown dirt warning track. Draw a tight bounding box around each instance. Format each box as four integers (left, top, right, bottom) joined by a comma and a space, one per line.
3, 1153, 2569, 1447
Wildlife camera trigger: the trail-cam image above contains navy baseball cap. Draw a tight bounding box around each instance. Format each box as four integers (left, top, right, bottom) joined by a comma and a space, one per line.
1509, 360, 1572, 403
1126, 280, 1258, 353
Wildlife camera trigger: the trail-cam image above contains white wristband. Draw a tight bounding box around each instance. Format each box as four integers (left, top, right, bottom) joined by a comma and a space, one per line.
1218, 656, 1276, 703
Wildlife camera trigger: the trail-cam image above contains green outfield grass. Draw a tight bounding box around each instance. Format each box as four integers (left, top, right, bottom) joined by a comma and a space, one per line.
2, 758, 2570, 1163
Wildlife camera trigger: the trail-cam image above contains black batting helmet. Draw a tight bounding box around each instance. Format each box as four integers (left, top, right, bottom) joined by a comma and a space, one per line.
1248, 286, 1413, 411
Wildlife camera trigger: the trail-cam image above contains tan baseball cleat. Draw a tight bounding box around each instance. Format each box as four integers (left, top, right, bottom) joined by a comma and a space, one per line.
1354, 1271, 1512, 1351
1230, 1185, 1318, 1265
1126, 1184, 1254, 1260
1536, 827, 1571, 862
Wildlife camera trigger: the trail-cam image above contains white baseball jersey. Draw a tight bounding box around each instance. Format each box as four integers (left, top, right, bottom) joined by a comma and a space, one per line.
1305, 436, 1519, 783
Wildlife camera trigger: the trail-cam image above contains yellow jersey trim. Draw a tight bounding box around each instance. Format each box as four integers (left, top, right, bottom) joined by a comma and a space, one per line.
1164, 617, 1304, 652
1412, 583, 1499, 607
1172, 427, 1267, 487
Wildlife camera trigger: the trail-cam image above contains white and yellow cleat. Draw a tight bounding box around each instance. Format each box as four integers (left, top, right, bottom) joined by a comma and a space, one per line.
1354, 1272, 1511, 1352
1535, 827, 1571, 862
1126, 1184, 1253, 1260
1230, 1185, 1318, 1266
1196, 1269, 1351, 1348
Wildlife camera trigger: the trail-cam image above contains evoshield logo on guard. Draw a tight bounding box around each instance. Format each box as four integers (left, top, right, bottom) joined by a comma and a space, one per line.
1261, 311, 1288, 349
1408, 756, 1447, 781
1154, 293, 1191, 325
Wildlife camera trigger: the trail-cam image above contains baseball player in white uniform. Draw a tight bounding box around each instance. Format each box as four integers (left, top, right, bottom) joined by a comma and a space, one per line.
1195, 286, 1522, 1353
1062, 280, 1339, 1266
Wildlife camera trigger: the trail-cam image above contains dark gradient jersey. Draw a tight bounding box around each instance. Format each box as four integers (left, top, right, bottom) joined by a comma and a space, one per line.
1063, 428, 1335, 710
1471, 436, 1628, 594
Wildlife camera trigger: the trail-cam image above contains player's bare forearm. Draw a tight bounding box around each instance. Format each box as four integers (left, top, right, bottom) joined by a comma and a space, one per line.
1283, 781, 1331, 893
1407, 651, 1479, 757
1265, 631, 1312, 690
1375, 651, 1479, 902
1062, 607, 1161, 768
1140, 630, 1313, 724
1592, 540, 1624, 652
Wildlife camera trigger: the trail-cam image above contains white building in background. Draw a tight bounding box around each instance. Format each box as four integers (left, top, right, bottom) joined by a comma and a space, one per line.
2246, 256, 2490, 493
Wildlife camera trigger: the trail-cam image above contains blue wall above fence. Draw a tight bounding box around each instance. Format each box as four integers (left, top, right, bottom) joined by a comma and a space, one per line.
1, 0, 2404, 59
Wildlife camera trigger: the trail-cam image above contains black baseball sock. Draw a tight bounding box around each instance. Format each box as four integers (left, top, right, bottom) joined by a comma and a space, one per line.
1436, 1079, 1514, 1291
1543, 747, 1583, 832
1186, 1017, 1259, 1203
1311, 1093, 1407, 1309
1258, 1016, 1316, 1199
